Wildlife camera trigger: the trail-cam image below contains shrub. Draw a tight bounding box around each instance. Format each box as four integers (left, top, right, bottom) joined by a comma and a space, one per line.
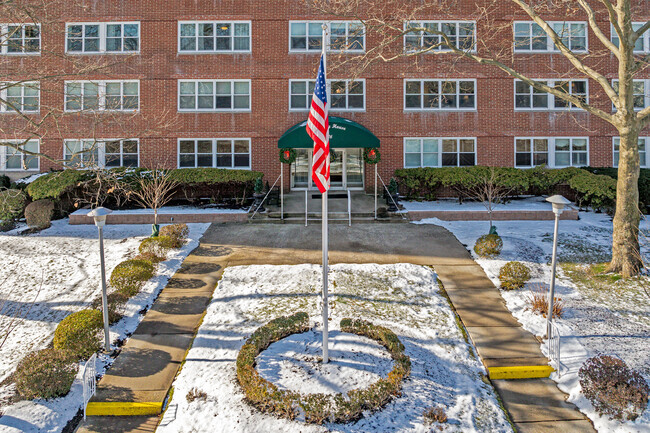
159, 223, 189, 247
423, 406, 448, 424
138, 235, 177, 260
91, 291, 130, 324
168, 168, 263, 205
526, 284, 563, 319
0, 189, 27, 221
53, 309, 103, 360
14, 348, 77, 400
569, 172, 617, 212
0, 174, 10, 189
24, 199, 55, 229
133, 251, 164, 264
26, 170, 91, 201
579, 354, 649, 421
186, 387, 208, 403
473, 234, 503, 257
499, 261, 531, 290
109, 259, 155, 297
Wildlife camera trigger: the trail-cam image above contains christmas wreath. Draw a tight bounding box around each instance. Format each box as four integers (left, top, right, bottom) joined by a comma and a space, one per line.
363, 147, 381, 165
279, 148, 297, 164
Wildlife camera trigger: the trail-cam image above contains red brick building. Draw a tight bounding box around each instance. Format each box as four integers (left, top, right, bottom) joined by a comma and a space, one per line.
1, 1, 648, 190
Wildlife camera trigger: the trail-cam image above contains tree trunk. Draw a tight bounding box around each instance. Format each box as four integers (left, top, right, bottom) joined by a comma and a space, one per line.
609, 127, 642, 277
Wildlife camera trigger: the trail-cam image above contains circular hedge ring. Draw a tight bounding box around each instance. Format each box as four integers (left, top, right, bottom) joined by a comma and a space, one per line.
279, 148, 297, 165
363, 147, 381, 165
236, 312, 411, 424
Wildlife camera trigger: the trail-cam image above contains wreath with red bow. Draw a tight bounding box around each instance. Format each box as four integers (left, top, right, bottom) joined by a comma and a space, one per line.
279, 148, 297, 164
363, 148, 381, 165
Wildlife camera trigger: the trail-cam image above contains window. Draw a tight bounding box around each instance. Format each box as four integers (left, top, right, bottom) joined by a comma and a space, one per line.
404, 79, 476, 110
178, 80, 250, 111
614, 137, 648, 168
289, 79, 364, 111
289, 21, 364, 52
2, 140, 39, 170
66, 22, 139, 53
1, 82, 39, 112
404, 137, 476, 167
63, 139, 139, 168
1, 24, 40, 54
404, 21, 476, 52
179, 21, 251, 53
514, 137, 588, 168
613, 80, 648, 110
514, 21, 587, 52
514, 79, 587, 110
65, 81, 139, 111
612, 23, 649, 53
178, 138, 251, 169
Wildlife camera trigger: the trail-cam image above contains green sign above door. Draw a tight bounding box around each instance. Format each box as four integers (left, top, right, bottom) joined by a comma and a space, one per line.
278, 117, 380, 149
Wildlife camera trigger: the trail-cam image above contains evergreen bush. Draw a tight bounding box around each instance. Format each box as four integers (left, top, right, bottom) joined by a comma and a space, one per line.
474, 234, 503, 257
53, 309, 103, 360
109, 259, 155, 297
24, 199, 54, 229
0, 189, 27, 222
14, 348, 77, 400
499, 261, 531, 290
138, 235, 176, 261
159, 223, 189, 247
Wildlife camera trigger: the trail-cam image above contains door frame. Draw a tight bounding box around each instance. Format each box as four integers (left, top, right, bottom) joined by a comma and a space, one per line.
290, 148, 365, 191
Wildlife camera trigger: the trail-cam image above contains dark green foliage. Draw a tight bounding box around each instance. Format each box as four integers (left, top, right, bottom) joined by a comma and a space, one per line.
474, 234, 503, 257
14, 349, 77, 400
499, 261, 531, 290
53, 309, 103, 360
254, 177, 264, 194
26, 170, 91, 201
109, 259, 155, 297
0, 175, 10, 189
568, 172, 617, 211
236, 314, 411, 424
584, 167, 650, 212
24, 199, 54, 229
579, 355, 649, 421
0, 189, 27, 221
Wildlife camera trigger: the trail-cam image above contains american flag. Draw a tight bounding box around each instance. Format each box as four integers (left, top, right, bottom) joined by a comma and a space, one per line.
307, 55, 330, 193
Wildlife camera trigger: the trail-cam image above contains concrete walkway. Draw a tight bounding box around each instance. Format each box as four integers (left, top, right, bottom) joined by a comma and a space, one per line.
78, 223, 594, 433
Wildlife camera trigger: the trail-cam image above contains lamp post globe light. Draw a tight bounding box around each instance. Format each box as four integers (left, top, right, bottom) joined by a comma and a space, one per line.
87, 207, 113, 353
545, 195, 571, 339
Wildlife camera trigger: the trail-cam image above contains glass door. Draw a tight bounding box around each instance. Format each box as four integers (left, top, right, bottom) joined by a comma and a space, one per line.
291, 148, 365, 190
346, 148, 364, 188
330, 149, 344, 189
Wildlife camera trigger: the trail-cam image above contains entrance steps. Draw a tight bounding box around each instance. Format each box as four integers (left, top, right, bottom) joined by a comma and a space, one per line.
249, 211, 409, 224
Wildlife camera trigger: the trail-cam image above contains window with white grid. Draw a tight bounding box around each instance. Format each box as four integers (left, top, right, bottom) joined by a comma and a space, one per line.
404, 138, 476, 167
178, 80, 250, 111
289, 21, 365, 52
1, 24, 40, 54
514, 21, 587, 52
404, 21, 476, 52
515, 137, 588, 168
66, 22, 139, 53
514, 79, 587, 110
179, 21, 251, 53
1, 82, 39, 112
2, 140, 39, 170
178, 138, 251, 169
404, 79, 476, 110
63, 139, 139, 168
64, 81, 139, 112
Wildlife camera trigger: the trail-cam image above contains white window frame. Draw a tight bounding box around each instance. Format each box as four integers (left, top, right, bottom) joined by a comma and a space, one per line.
403, 20, 477, 53
1, 23, 41, 55
613, 137, 648, 168
288, 79, 365, 112
612, 79, 648, 111
513, 21, 588, 53
64, 80, 140, 112
0, 81, 40, 113
177, 21, 252, 53
612, 23, 650, 53
288, 21, 365, 53
65, 22, 140, 54
514, 137, 589, 168
404, 79, 477, 111
177, 138, 252, 169
403, 137, 477, 168
63, 139, 140, 168
1, 140, 39, 171
513, 79, 588, 111
177, 80, 251, 112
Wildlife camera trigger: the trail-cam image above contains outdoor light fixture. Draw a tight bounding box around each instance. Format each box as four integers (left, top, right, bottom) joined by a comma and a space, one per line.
545, 195, 570, 339
88, 207, 113, 353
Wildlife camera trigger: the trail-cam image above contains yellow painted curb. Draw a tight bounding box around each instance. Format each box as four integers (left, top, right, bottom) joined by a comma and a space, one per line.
85, 402, 162, 416
488, 365, 554, 380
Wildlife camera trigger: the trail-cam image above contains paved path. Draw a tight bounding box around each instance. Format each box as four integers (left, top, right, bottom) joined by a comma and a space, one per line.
78, 223, 594, 433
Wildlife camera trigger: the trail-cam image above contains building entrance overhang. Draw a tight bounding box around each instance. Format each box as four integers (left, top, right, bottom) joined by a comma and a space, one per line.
278, 117, 380, 149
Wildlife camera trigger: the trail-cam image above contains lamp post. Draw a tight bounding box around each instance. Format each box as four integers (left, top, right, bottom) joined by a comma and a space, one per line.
88, 207, 113, 353
545, 195, 571, 339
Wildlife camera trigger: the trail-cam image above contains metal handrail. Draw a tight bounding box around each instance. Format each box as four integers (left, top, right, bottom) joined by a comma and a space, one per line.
82, 353, 97, 420
347, 189, 351, 226
250, 174, 282, 219
549, 322, 561, 377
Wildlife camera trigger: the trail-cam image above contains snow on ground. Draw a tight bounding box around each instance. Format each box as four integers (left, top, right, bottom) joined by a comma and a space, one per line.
416, 208, 650, 432
0, 221, 209, 433
158, 263, 512, 433
402, 196, 569, 212
70, 206, 247, 216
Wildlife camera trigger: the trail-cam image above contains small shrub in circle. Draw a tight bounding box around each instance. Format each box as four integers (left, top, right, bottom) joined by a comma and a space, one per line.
499, 261, 531, 290
473, 234, 503, 257
186, 387, 208, 403
423, 406, 448, 425
53, 309, 103, 360
159, 223, 189, 248
14, 348, 77, 400
109, 259, 155, 297
138, 235, 176, 261
25, 199, 55, 229
527, 284, 563, 319
579, 354, 649, 421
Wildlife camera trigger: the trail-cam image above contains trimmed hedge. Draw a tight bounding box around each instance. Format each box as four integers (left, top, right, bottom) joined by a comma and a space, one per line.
138, 235, 176, 261
109, 259, 155, 297
236, 313, 411, 424
14, 348, 77, 400
25, 199, 54, 229
26, 170, 90, 201
53, 309, 103, 360
159, 223, 189, 248
474, 234, 503, 257
0, 189, 27, 221
91, 291, 130, 324
499, 261, 531, 290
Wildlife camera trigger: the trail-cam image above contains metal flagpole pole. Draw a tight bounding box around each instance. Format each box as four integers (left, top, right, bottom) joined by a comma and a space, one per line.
374, 164, 377, 220
281, 162, 284, 220
321, 23, 329, 364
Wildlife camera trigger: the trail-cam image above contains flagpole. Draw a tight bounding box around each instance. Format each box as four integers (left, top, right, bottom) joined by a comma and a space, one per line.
321, 23, 329, 364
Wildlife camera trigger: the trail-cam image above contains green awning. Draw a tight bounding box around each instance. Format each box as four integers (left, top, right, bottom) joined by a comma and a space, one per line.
278, 117, 380, 149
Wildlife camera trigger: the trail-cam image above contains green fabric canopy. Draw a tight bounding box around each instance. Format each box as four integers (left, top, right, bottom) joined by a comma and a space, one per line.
278, 117, 380, 149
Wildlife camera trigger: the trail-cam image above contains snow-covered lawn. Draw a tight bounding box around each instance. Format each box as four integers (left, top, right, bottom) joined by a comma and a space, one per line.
158, 263, 513, 433
0, 220, 209, 433
417, 207, 650, 433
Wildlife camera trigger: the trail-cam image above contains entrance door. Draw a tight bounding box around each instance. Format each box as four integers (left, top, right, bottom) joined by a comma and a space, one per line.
291, 148, 365, 190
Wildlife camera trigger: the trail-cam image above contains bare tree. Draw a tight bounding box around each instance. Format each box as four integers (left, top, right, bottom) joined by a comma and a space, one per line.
126, 166, 178, 229
310, 0, 650, 276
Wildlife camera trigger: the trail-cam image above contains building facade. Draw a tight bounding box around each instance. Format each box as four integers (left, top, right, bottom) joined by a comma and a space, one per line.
1, 0, 649, 190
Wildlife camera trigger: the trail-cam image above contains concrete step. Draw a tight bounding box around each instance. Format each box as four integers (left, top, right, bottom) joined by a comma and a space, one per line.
248, 217, 409, 224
